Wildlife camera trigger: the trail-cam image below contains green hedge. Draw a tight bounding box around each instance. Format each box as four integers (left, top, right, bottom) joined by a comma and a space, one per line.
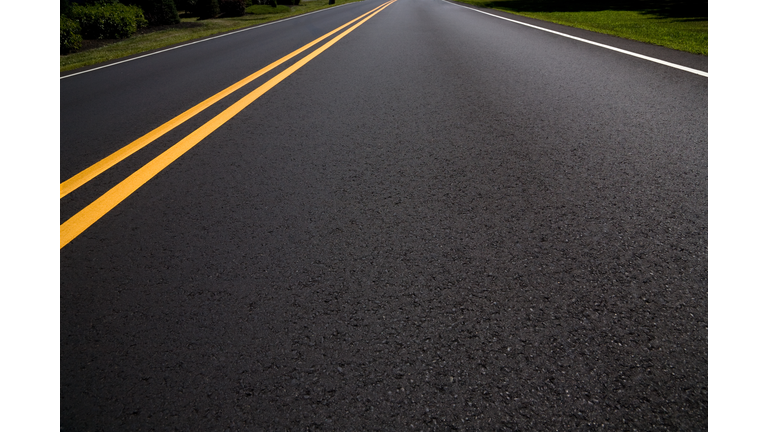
132, 0, 181, 25
245, 4, 289, 14
196, 0, 220, 18
61, 0, 73, 17
71, 3, 148, 39
220, 0, 246, 16
173, 0, 196, 13
60, 15, 83, 53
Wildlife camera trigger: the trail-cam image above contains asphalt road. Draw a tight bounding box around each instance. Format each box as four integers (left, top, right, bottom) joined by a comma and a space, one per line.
60, 0, 708, 429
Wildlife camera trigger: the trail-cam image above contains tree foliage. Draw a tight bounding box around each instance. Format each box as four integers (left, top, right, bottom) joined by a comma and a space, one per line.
220, 0, 246, 16
60, 15, 83, 53
129, 0, 181, 25
70, 3, 148, 39
196, 0, 220, 18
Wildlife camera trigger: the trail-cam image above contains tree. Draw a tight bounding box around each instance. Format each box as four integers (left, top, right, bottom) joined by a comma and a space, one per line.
131, 0, 180, 25
196, 0, 219, 19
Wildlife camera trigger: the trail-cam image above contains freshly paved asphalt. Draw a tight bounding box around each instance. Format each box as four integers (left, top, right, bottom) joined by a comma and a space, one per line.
60, 0, 707, 429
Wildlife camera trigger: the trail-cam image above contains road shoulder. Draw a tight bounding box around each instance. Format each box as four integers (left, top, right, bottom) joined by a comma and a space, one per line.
444, 0, 708, 73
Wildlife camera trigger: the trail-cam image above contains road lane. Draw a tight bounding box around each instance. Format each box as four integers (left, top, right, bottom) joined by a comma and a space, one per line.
61, 0, 707, 429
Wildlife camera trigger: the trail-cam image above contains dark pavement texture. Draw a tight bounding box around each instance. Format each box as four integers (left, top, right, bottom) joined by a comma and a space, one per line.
61, 0, 707, 429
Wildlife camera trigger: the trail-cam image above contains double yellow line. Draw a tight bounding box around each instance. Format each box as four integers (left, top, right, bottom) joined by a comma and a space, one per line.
60, 0, 397, 249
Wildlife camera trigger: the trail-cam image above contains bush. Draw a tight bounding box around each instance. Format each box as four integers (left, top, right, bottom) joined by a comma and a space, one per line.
220, 0, 245, 16
249, 0, 278, 7
196, 0, 220, 18
60, 15, 83, 54
80, 0, 121, 4
245, 3, 290, 13
174, 0, 196, 13
132, 0, 180, 25
61, 0, 73, 17
71, 3, 147, 39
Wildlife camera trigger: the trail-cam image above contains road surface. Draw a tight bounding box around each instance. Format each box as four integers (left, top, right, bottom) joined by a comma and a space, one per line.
60, 0, 708, 429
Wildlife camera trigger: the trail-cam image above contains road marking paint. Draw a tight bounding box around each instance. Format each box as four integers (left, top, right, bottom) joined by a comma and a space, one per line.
60, 1, 363, 80
444, 0, 708, 78
60, 0, 395, 199
60, 0, 398, 249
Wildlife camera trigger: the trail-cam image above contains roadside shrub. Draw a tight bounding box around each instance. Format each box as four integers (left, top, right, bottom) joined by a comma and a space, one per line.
60, 15, 82, 53
80, 0, 121, 4
61, 0, 73, 17
220, 0, 245, 16
249, 0, 278, 7
174, 0, 196, 14
245, 3, 288, 13
71, 3, 147, 39
196, 0, 220, 18
133, 0, 181, 25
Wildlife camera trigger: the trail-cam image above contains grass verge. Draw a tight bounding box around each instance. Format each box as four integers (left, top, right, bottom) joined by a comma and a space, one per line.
452, 0, 707, 55
60, 0, 363, 73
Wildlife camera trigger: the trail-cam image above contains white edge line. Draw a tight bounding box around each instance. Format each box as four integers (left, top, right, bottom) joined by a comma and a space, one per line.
444, 0, 708, 78
60, 2, 360, 80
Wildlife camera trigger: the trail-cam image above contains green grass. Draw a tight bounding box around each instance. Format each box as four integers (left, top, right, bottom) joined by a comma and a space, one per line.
246, 4, 292, 14
60, 0, 362, 72
454, 0, 707, 55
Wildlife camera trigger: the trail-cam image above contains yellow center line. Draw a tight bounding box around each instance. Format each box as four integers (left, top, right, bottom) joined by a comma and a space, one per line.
60, 0, 398, 249
59, 0, 395, 199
